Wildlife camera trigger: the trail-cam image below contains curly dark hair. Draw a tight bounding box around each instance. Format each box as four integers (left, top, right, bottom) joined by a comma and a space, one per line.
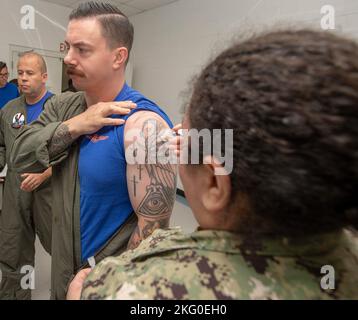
188, 30, 358, 236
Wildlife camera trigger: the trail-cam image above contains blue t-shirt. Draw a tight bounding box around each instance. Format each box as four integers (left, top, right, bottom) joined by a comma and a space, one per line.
26, 91, 53, 123
79, 83, 173, 262
0, 82, 19, 109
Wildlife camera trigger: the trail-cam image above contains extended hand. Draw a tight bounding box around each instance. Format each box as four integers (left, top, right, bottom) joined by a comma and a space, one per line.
65, 101, 137, 139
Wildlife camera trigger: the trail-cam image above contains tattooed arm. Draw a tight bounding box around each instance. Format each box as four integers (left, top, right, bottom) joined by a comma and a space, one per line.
48, 123, 76, 158
125, 111, 177, 250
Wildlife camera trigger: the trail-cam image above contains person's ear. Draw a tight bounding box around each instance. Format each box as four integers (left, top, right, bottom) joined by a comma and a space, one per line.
201, 155, 231, 212
42, 72, 48, 83
113, 47, 128, 70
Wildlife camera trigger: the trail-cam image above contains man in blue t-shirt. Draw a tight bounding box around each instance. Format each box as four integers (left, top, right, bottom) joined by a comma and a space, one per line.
10, 2, 177, 300
0, 62, 19, 109
0, 52, 53, 299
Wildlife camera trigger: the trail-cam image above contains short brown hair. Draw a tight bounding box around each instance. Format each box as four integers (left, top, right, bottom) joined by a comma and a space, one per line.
69, 1, 134, 60
18, 51, 47, 74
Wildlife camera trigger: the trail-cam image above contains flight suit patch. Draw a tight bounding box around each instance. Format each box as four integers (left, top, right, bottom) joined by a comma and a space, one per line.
11, 113, 25, 129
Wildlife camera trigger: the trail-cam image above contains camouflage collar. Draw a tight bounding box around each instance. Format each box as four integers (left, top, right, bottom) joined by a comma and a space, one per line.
187, 229, 344, 257
130, 228, 241, 262
235, 230, 346, 257
130, 228, 346, 261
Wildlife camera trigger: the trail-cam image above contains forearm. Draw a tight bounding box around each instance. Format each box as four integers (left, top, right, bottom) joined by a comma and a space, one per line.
46, 111, 94, 159
48, 110, 106, 159
10, 121, 64, 173
48, 123, 77, 158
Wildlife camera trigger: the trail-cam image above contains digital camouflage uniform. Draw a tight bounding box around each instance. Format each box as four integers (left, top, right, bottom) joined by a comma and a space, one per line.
81, 227, 358, 300
0, 96, 52, 300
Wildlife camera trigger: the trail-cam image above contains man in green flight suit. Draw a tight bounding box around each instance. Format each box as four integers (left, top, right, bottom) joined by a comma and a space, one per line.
68, 30, 358, 300
10, 2, 176, 300
0, 51, 53, 300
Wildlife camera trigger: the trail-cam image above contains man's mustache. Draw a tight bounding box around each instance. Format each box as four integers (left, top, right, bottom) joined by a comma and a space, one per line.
67, 69, 85, 77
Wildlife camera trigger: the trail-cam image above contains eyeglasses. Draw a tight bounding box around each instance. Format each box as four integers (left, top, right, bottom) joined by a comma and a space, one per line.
0, 73, 9, 78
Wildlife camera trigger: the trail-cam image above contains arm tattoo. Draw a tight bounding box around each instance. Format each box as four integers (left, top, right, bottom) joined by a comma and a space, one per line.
127, 118, 177, 250
131, 175, 139, 197
127, 218, 169, 251
137, 163, 176, 218
137, 118, 176, 219
48, 123, 76, 158
141, 218, 169, 238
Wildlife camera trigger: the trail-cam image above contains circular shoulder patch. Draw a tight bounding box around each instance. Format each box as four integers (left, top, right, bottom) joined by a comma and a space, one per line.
11, 113, 25, 129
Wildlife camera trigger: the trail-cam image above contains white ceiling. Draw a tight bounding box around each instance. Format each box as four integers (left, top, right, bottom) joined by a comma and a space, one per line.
40, 0, 179, 16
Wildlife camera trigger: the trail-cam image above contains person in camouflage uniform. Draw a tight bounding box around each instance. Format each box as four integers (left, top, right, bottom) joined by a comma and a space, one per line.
76, 227, 357, 300
68, 29, 358, 300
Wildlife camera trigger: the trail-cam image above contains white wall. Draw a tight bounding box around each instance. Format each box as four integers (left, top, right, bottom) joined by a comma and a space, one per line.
0, 0, 71, 68
130, 0, 358, 126
130, 0, 358, 192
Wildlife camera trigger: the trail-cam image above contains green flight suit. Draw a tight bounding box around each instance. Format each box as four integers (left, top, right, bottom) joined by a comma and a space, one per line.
9, 92, 137, 300
81, 227, 358, 300
0, 96, 52, 300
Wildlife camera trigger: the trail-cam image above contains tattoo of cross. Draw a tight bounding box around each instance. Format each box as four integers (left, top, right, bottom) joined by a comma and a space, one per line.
137, 165, 143, 180
131, 175, 139, 197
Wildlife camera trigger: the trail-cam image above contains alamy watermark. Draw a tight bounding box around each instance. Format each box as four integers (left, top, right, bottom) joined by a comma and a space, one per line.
320, 265, 335, 290
0, 265, 35, 290
321, 5, 336, 30
20, 5, 35, 30
124, 120, 234, 175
